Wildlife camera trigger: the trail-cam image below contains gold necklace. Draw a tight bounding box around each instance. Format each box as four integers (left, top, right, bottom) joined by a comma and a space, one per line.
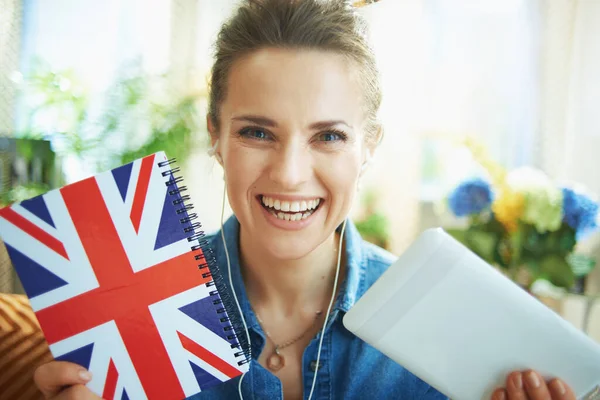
255, 311, 322, 372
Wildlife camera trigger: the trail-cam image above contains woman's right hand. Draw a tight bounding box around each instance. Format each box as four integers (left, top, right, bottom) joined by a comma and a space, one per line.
34, 361, 101, 399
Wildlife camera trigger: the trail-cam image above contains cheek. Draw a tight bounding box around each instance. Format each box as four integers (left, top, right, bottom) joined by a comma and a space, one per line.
222, 147, 263, 204
318, 155, 361, 201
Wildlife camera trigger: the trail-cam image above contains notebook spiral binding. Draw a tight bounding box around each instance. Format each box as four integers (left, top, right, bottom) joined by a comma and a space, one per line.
584, 386, 600, 400
157, 157, 251, 366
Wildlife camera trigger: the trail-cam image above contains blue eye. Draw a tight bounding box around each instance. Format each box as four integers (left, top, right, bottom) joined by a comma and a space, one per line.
321, 133, 338, 141
319, 131, 347, 142
240, 128, 269, 140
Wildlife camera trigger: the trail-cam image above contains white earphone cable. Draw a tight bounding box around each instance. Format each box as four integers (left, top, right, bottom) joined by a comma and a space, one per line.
219, 182, 251, 399
307, 219, 347, 400
214, 142, 348, 399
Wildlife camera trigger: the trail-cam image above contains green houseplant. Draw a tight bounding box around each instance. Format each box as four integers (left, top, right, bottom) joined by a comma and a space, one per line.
9, 59, 204, 202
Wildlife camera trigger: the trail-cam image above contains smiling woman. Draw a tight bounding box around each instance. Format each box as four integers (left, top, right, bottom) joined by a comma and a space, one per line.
210, 48, 369, 263
32, 1, 576, 400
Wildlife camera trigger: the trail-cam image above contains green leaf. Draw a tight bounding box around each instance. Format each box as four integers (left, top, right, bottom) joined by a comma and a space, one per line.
354, 213, 390, 246
567, 253, 597, 277
538, 254, 575, 289
466, 230, 497, 263
445, 228, 468, 245
446, 228, 497, 264
508, 224, 524, 265
557, 225, 577, 255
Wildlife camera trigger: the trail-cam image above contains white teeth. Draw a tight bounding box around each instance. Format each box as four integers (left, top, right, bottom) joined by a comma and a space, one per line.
271, 208, 315, 221
290, 201, 300, 212
262, 196, 320, 214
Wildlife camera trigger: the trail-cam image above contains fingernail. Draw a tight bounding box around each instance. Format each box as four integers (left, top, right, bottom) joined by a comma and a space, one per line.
512, 373, 523, 389
552, 379, 567, 395
493, 390, 506, 400
525, 371, 541, 389
79, 370, 92, 381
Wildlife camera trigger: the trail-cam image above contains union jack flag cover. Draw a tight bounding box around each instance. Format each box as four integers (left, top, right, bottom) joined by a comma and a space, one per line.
0, 152, 249, 399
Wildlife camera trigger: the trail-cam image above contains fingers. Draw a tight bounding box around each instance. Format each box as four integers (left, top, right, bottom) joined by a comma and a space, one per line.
547, 378, 576, 400
33, 361, 92, 399
505, 371, 528, 400
522, 370, 551, 400
495, 371, 576, 400
492, 388, 508, 400
54, 384, 102, 400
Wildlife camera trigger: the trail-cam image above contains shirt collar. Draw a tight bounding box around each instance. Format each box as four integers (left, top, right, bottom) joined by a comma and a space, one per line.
210, 216, 366, 327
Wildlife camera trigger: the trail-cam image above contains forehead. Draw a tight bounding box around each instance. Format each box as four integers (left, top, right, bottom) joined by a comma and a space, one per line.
221, 48, 364, 126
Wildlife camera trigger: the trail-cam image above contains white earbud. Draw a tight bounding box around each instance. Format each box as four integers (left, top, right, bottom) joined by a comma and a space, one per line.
360, 150, 372, 173
208, 139, 224, 165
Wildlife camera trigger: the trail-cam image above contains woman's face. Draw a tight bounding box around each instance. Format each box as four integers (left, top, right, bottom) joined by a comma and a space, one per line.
211, 48, 371, 260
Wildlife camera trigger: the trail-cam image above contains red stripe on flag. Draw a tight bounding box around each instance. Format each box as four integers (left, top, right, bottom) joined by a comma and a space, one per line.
63, 177, 133, 285
178, 332, 242, 379
0, 207, 69, 260
130, 154, 155, 233
103, 359, 118, 400
36, 252, 210, 344
117, 310, 184, 400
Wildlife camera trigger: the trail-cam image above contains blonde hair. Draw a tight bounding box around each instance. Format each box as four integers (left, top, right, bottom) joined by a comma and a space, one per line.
208, 0, 382, 143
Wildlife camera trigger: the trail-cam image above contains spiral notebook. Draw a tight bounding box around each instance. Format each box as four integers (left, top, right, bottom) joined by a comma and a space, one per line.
0, 152, 250, 400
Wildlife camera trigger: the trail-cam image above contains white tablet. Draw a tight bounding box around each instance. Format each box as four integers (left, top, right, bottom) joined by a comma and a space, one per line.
343, 228, 600, 400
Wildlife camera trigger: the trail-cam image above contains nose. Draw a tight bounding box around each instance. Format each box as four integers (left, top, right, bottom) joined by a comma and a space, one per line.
268, 139, 311, 189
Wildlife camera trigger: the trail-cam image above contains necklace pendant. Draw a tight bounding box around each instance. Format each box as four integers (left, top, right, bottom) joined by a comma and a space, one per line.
266, 346, 285, 371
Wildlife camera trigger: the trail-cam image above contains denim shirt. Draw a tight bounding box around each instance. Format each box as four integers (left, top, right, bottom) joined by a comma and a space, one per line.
189, 216, 447, 400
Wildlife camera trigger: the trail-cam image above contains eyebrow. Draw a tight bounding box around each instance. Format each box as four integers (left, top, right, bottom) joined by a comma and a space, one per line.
309, 120, 352, 130
231, 115, 278, 127
231, 115, 352, 130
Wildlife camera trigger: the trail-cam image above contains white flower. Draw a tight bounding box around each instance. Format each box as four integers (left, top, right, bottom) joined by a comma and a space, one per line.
506, 167, 553, 191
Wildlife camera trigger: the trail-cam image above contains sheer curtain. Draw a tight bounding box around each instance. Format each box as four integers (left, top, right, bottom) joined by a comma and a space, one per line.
539, 0, 600, 198
537, 0, 600, 294
359, 0, 541, 252
0, 0, 22, 134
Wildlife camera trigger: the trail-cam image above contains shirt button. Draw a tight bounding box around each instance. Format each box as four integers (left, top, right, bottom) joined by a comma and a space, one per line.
309, 360, 322, 372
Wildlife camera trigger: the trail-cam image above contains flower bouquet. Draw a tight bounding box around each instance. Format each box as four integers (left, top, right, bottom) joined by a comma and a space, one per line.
443, 144, 599, 292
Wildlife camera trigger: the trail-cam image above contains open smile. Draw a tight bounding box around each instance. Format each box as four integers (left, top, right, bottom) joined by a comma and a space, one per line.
257, 195, 323, 222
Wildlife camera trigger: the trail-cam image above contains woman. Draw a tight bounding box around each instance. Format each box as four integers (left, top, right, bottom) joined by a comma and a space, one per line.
34, 1, 575, 399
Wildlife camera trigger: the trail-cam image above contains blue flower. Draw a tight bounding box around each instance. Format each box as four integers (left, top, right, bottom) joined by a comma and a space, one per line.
562, 188, 599, 238
448, 178, 494, 217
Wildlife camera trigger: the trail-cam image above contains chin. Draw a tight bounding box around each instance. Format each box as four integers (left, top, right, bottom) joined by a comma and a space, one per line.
259, 235, 320, 261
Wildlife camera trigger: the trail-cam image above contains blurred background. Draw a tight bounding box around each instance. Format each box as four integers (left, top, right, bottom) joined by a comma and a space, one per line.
1, 0, 600, 358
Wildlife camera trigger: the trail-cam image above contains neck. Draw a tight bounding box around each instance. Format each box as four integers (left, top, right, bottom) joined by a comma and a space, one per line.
239, 228, 344, 318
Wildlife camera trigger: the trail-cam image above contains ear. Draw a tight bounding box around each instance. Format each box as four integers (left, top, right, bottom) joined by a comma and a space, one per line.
371, 124, 384, 148
207, 114, 218, 148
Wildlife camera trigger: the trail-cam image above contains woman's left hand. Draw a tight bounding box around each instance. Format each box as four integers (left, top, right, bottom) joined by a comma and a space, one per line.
492, 370, 575, 400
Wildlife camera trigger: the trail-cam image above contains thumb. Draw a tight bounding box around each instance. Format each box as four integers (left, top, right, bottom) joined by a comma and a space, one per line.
33, 361, 92, 399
